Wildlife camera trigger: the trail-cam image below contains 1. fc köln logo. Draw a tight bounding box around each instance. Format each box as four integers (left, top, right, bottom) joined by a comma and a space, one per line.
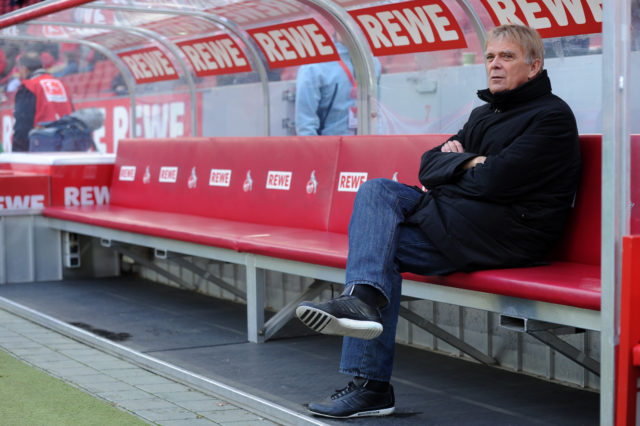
306, 170, 318, 194
188, 167, 197, 189
243, 170, 253, 192
143, 166, 151, 184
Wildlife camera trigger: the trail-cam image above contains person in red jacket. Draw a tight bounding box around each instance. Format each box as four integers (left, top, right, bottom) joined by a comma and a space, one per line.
12, 50, 73, 152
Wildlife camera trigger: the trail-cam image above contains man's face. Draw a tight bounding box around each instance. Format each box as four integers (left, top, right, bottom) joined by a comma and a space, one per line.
485, 37, 541, 94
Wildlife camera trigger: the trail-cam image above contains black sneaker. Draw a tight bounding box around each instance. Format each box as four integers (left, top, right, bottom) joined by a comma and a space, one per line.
295, 295, 383, 340
307, 380, 395, 418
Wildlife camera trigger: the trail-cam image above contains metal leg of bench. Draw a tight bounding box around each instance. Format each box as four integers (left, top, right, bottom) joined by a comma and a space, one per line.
399, 305, 498, 366
527, 329, 600, 376
262, 279, 331, 341
167, 253, 247, 301
246, 256, 265, 343
110, 244, 197, 291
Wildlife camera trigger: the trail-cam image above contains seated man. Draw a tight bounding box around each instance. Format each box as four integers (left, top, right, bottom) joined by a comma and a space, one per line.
296, 24, 581, 419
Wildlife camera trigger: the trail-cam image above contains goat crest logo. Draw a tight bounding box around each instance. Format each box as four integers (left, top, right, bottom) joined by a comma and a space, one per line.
188, 167, 197, 189
243, 170, 253, 192
143, 166, 151, 184
306, 170, 318, 194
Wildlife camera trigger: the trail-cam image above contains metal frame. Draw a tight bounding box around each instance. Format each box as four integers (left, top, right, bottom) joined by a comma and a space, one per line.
299, 0, 379, 135
0, 1, 633, 423
80, 4, 273, 136
601, 1, 631, 423
29, 20, 199, 137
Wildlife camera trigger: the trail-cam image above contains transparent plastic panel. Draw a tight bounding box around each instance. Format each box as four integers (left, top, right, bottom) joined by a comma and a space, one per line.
340, 0, 489, 135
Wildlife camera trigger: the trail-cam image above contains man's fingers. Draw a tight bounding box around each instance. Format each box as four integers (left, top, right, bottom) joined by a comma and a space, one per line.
441, 140, 465, 153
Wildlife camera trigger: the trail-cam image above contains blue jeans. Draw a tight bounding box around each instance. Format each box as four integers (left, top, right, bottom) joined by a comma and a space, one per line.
339, 178, 457, 382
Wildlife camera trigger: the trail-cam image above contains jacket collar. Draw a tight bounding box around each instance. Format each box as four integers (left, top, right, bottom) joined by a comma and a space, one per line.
27, 69, 48, 79
476, 69, 552, 110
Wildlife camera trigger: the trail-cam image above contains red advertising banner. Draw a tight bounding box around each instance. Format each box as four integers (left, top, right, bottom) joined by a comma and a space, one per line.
247, 18, 339, 68
348, 0, 467, 56
1, 93, 199, 154
177, 35, 252, 77
480, 0, 602, 38
118, 47, 179, 84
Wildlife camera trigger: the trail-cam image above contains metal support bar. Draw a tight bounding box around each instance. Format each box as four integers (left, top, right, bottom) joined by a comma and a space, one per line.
109, 244, 196, 292
246, 256, 265, 343
262, 280, 329, 341
527, 329, 600, 376
167, 254, 246, 301
399, 305, 497, 365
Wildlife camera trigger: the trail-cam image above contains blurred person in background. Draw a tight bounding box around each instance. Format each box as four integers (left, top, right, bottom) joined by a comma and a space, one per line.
295, 34, 380, 136
12, 51, 73, 151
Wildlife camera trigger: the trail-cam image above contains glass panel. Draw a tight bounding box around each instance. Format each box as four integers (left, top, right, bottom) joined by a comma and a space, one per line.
344, 0, 489, 135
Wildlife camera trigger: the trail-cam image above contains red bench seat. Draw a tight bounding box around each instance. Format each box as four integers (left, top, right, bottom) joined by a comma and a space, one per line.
42, 134, 602, 315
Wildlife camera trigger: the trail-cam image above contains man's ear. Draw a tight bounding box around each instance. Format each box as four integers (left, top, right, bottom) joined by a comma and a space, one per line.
528, 58, 542, 79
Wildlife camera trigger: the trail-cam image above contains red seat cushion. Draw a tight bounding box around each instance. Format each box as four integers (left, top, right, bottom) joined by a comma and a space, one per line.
406, 262, 601, 311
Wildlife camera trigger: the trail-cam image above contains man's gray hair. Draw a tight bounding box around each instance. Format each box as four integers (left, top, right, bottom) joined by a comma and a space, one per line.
485, 24, 545, 70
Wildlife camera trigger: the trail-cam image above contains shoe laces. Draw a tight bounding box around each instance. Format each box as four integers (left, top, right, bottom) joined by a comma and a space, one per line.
331, 381, 359, 400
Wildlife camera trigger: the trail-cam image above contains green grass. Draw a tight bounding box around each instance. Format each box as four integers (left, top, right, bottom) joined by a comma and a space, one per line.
0, 349, 147, 426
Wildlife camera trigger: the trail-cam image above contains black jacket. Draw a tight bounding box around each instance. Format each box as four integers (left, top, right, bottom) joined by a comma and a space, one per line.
12, 77, 38, 152
407, 70, 581, 272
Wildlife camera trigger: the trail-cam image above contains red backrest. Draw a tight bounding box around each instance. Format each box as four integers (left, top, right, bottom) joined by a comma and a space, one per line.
550, 134, 601, 265
109, 134, 602, 264
328, 134, 446, 233
110, 137, 340, 231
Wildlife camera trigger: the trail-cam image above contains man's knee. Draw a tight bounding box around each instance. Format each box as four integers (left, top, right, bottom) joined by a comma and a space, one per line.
358, 178, 394, 196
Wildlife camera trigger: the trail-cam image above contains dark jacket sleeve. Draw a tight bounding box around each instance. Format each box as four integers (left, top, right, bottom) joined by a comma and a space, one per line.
418, 120, 478, 188
12, 85, 36, 152
438, 108, 579, 204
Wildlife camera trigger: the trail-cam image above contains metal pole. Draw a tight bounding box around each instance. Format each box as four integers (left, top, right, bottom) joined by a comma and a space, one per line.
297, 0, 378, 135
601, 1, 631, 424
0, 0, 94, 29
456, 0, 487, 48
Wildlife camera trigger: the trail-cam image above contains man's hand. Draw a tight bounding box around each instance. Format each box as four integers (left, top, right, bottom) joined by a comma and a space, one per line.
463, 156, 487, 170
441, 140, 486, 170
441, 140, 465, 153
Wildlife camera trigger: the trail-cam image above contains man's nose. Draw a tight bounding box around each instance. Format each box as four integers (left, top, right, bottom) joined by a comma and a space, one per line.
488, 58, 501, 68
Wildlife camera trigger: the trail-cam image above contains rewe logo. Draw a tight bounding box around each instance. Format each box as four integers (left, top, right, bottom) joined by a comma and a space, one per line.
338, 172, 367, 192
159, 166, 178, 183
266, 171, 292, 190
64, 186, 109, 206
119, 166, 136, 181
209, 169, 231, 187
0, 194, 45, 210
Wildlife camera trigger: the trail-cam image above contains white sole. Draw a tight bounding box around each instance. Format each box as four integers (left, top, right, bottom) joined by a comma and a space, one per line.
309, 406, 395, 418
295, 305, 383, 340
